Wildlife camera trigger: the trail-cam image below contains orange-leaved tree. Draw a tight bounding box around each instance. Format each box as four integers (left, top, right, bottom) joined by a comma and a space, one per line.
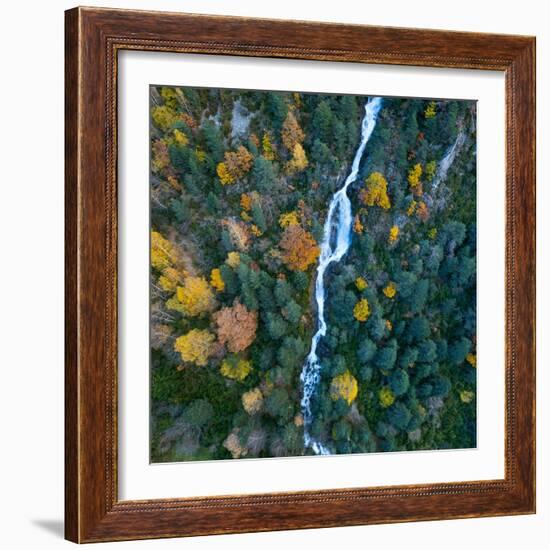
416, 200, 430, 222
353, 214, 364, 234
279, 224, 320, 271
217, 145, 254, 185
214, 300, 258, 353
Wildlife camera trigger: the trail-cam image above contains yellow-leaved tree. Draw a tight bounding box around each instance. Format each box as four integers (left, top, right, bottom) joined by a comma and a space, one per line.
262, 133, 275, 160
408, 163, 423, 196
355, 277, 368, 291
173, 128, 189, 146
210, 268, 225, 292
216, 162, 235, 185
278, 211, 300, 228
175, 276, 216, 316
158, 267, 184, 292
383, 282, 397, 299
242, 388, 263, 414
330, 371, 358, 405
379, 386, 396, 407
281, 111, 305, 151
226, 251, 240, 268
151, 231, 181, 271
220, 356, 253, 381
353, 298, 371, 321
360, 172, 391, 209
285, 143, 309, 175
424, 101, 437, 119
174, 329, 215, 366
388, 225, 400, 243
151, 105, 179, 130
151, 231, 186, 292
460, 390, 475, 403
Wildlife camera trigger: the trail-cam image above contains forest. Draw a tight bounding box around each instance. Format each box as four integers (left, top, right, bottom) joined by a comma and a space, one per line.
149, 84, 477, 461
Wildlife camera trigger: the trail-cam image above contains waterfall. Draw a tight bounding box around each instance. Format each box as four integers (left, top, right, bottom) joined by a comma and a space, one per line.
300, 97, 383, 455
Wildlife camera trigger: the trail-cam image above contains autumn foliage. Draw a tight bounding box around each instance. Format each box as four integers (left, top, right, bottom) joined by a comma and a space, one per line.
214, 301, 258, 353
281, 111, 305, 151
353, 214, 364, 234
150, 86, 478, 461
174, 329, 215, 366
353, 298, 371, 321
279, 225, 320, 271
379, 386, 395, 407
210, 268, 225, 292
220, 356, 253, 381
360, 172, 391, 209
355, 277, 368, 291
285, 143, 309, 174
388, 225, 400, 243
176, 276, 216, 316
226, 251, 241, 268
242, 388, 263, 414
383, 281, 397, 299
217, 145, 254, 184
424, 100, 437, 119
222, 219, 251, 251
151, 231, 182, 271
408, 163, 423, 196
278, 211, 300, 228
416, 200, 430, 222
330, 371, 359, 405
262, 133, 275, 160
216, 162, 235, 185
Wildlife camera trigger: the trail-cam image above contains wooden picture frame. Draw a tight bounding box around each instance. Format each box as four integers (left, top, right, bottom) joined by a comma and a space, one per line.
65, 6, 536, 543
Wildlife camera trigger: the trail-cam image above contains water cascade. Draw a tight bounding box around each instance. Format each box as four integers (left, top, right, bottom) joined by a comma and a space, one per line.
300, 97, 383, 455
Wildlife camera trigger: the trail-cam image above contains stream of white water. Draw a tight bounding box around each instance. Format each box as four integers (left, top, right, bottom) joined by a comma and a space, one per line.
300, 97, 383, 455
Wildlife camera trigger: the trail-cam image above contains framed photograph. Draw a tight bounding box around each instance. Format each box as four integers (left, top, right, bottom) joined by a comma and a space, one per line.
65, 6, 536, 543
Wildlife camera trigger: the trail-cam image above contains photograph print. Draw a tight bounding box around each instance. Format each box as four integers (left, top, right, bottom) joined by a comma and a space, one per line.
149, 85, 477, 462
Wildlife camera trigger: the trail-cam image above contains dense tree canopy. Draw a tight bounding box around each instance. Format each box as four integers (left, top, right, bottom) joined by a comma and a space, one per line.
150, 85, 477, 461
